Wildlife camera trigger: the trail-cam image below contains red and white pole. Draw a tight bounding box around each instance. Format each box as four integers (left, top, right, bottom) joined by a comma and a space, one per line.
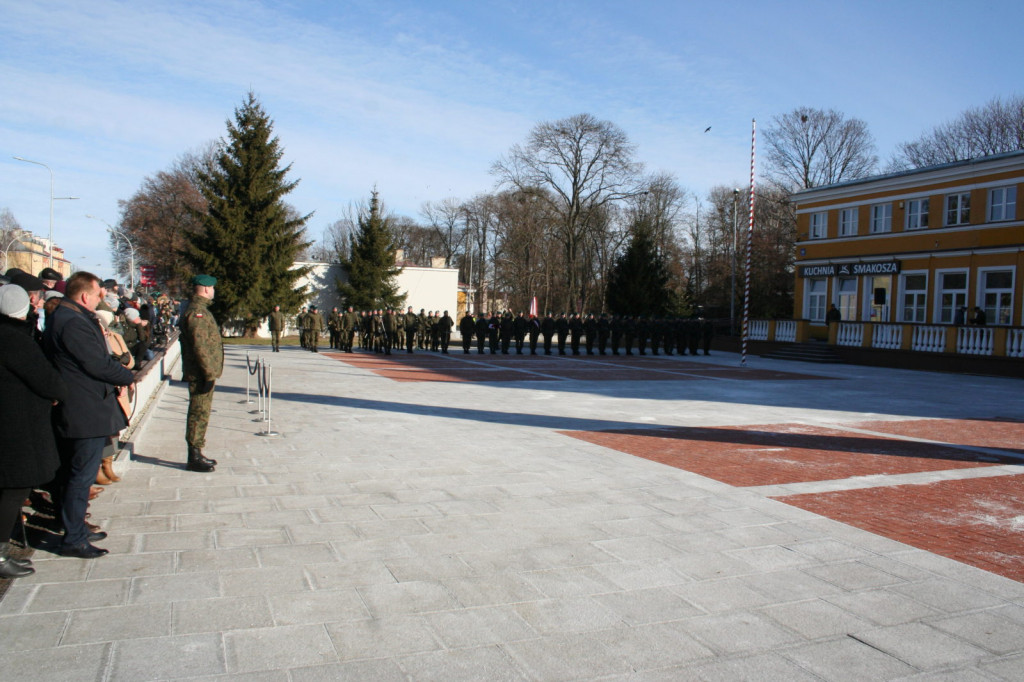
741, 119, 756, 367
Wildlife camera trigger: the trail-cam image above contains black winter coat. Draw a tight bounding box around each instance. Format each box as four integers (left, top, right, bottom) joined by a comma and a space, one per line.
0, 316, 67, 487
44, 300, 135, 439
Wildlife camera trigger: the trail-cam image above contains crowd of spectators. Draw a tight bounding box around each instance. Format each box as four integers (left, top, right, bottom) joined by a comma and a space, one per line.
0, 266, 175, 578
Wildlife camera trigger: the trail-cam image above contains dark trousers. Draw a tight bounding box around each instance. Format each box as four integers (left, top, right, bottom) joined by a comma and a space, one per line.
57, 436, 106, 548
462, 335, 472, 353
0, 487, 30, 542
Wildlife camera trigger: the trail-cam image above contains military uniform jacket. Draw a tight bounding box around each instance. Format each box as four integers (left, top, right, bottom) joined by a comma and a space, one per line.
268, 311, 285, 332
181, 295, 224, 382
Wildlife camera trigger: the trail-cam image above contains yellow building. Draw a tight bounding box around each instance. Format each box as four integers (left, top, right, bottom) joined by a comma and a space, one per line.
790, 150, 1022, 359
2, 232, 72, 279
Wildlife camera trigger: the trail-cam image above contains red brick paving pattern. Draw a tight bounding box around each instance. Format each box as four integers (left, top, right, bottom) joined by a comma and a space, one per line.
848, 418, 1024, 455
774, 475, 1024, 582
565, 423, 1012, 487
329, 352, 827, 383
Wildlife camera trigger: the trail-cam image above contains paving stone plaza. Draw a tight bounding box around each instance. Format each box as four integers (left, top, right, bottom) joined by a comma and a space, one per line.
2, 346, 1023, 680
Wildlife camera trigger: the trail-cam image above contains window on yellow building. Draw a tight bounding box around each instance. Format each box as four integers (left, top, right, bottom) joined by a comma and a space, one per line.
936, 270, 968, 323
988, 186, 1016, 222
839, 208, 858, 236
837, 278, 857, 321
806, 279, 827, 322
899, 273, 927, 323
979, 269, 1014, 325
945, 192, 970, 226
810, 212, 827, 239
905, 198, 929, 230
870, 203, 891, 233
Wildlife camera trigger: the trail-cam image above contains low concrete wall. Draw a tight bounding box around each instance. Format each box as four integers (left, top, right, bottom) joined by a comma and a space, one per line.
112, 333, 182, 474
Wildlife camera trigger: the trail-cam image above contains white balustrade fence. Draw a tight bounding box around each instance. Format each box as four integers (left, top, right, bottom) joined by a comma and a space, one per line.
957, 327, 994, 356
836, 323, 862, 347
871, 324, 903, 350
912, 326, 945, 352
775, 320, 797, 342
1008, 329, 1024, 358
748, 319, 769, 340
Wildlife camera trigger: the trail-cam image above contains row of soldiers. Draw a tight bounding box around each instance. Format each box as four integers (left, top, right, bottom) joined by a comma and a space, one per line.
280, 305, 715, 357
287, 306, 456, 355
455, 311, 715, 357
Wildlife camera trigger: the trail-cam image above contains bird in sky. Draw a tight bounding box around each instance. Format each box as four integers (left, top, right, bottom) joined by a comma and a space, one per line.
704, 126, 712, 133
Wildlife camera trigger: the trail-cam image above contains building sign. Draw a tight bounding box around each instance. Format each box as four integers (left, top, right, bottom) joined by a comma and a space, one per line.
799, 261, 901, 278
139, 265, 157, 287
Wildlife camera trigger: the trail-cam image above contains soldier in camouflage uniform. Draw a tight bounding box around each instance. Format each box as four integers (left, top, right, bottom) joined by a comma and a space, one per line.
180, 274, 222, 473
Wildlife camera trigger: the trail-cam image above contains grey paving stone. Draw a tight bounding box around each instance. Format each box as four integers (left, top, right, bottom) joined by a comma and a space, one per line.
512, 595, 624, 634
0, 610, 69, 651
681, 611, 803, 656
397, 644, 529, 681
268, 588, 368, 625
356, 580, 461, 617
110, 633, 225, 681
219, 565, 312, 596
423, 605, 538, 648
1, 642, 110, 682
782, 636, 917, 680
503, 631, 634, 680
25, 577, 131, 613
759, 598, 875, 639
852, 622, 993, 670
290, 658, 407, 682
129, 571, 221, 604
172, 595, 274, 634
928, 609, 1024, 655
63, 602, 172, 644
680, 652, 824, 681
325, 614, 443, 661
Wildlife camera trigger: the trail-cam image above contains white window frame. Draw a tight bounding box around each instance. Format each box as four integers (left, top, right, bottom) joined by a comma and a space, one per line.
809, 211, 827, 239
838, 207, 858, 237
835, 277, 858, 322
935, 268, 969, 324
905, 197, 929, 230
898, 271, 928, 323
988, 186, 1017, 222
805, 278, 827, 322
945, 192, 971, 226
864, 275, 892, 322
977, 267, 1014, 325
870, 203, 892, 233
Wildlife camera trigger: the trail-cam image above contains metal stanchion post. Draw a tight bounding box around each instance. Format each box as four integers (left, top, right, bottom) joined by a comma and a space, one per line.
241, 351, 255, 404
256, 363, 280, 437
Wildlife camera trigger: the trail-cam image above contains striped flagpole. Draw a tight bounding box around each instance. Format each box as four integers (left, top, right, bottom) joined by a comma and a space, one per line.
741, 119, 756, 367
529, 296, 538, 318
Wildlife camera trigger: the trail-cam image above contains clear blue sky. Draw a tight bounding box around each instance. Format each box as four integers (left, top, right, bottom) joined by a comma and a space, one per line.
2, 0, 1021, 280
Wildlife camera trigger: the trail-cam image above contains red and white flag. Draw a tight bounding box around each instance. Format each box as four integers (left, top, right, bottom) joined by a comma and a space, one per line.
529, 296, 538, 317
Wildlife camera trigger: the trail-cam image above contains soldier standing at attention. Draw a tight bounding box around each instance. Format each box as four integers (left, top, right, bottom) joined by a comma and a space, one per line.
404, 306, 418, 353
438, 310, 454, 354
459, 311, 475, 354
307, 305, 324, 352
267, 305, 285, 352
180, 274, 221, 473
555, 312, 569, 355
296, 306, 308, 349
328, 307, 342, 350
475, 311, 489, 354
541, 312, 555, 355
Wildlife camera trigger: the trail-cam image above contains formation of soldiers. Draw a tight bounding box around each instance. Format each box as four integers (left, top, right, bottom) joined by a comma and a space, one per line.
283, 305, 716, 358
290, 306, 455, 356
454, 310, 716, 357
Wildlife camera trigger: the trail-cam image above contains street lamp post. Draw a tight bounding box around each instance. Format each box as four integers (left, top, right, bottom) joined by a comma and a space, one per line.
3, 230, 26, 272
731, 188, 739, 336
87, 215, 136, 289
12, 156, 79, 269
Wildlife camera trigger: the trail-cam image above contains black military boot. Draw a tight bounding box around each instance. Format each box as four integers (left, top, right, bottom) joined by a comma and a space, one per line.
187, 446, 216, 472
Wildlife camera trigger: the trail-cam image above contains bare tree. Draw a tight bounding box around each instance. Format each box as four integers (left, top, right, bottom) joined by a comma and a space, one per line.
764, 107, 878, 190
890, 95, 1024, 169
492, 113, 642, 310
419, 198, 466, 268
117, 146, 214, 294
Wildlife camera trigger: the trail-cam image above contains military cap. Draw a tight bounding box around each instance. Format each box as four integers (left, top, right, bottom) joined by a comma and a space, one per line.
10, 271, 44, 292
39, 267, 64, 282
191, 274, 217, 287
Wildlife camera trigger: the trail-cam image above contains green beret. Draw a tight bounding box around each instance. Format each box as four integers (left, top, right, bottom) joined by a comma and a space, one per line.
191, 274, 217, 287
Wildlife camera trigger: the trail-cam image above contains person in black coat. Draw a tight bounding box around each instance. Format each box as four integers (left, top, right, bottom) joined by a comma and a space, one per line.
474, 311, 489, 355
540, 313, 555, 355
459, 312, 475, 354
43, 273, 135, 559
0, 285, 68, 577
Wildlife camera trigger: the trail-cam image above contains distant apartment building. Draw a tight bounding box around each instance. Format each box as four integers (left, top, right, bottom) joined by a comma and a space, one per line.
792, 150, 1023, 343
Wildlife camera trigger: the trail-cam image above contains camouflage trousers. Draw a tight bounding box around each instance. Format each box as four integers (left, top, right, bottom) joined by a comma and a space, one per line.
186, 379, 216, 448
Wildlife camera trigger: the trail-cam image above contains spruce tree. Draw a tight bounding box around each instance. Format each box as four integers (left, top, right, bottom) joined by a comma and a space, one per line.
605, 222, 673, 317
337, 190, 405, 310
184, 92, 311, 335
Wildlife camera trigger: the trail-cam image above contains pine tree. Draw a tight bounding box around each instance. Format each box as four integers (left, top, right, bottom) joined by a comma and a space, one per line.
337, 190, 405, 310
605, 221, 673, 317
184, 92, 311, 335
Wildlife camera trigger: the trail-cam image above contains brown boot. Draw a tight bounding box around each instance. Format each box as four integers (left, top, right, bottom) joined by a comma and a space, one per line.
101, 456, 121, 483
95, 464, 112, 485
